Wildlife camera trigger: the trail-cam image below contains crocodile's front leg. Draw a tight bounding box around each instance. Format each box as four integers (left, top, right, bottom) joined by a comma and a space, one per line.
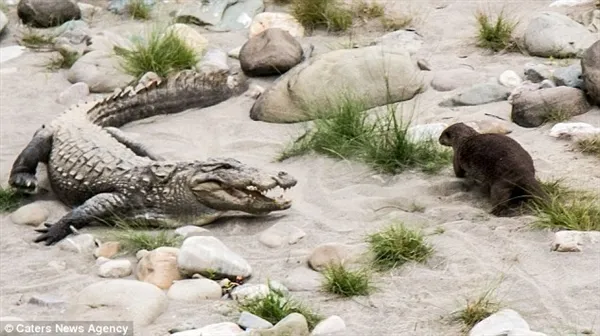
104, 127, 165, 161
9, 126, 53, 194
34, 192, 129, 245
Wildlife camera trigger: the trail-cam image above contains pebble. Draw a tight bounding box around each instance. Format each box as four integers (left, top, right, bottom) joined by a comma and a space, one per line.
57, 82, 90, 106
417, 59, 431, 71
244, 84, 265, 99
469, 309, 530, 336
28, 294, 66, 307
95, 257, 110, 266
549, 122, 600, 139
539, 79, 556, 89
98, 259, 133, 278
249, 12, 305, 38
0, 46, 26, 64
174, 226, 212, 239
167, 279, 222, 302
231, 282, 289, 303
245, 313, 309, 336
551, 230, 600, 252
135, 246, 182, 290
524, 63, 552, 83
238, 311, 274, 330
259, 222, 306, 248
311, 315, 346, 335
308, 243, 355, 271
498, 70, 523, 88
507, 329, 548, 336
177, 236, 252, 280
57, 234, 98, 254
439, 81, 511, 107
171, 322, 244, 336
553, 63, 584, 89
93, 241, 121, 259
10, 203, 49, 226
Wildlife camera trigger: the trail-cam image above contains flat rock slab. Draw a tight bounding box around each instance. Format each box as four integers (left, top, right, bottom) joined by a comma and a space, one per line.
511, 86, 591, 127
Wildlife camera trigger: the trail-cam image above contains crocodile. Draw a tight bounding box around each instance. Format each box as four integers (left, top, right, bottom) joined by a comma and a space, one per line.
8, 69, 298, 245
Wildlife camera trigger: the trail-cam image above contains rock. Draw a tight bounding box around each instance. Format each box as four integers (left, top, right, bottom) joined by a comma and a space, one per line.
135, 247, 182, 290
177, 236, 252, 280
195, 48, 229, 75
95, 257, 110, 266
374, 29, 424, 55
231, 282, 288, 302
17, 0, 81, 28
77, 3, 102, 20
553, 63, 584, 89
0, 10, 8, 36
85, 31, 134, 54
311, 315, 346, 335
175, 226, 212, 239
245, 84, 265, 99
246, 313, 309, 336
510, 86, 592, 127
108, 0, 154, 14
136, 249, 149, 260
465, 119, 512, 135
551, 230, 600, 252
250, 46, 425, 123
167, 278, 222, 301
53, 20, 90, 45
240, 28, 303, 77
98, 259, 133, 278
281, 267, 322, 292
93, 241, 121, 259
469, 309, 530, 336
406, 123, 448, 142
549, 122, 600, 139
431, 68, 486, 91
507, 329, 548, 336
28, 294, 66, 307
228, 46, 242, 59
57, 82, 90, 106
66, 280, 168, 328
172, 322, 244, 336
498, 70, 522, 88
164, 23, 208, 56
539, 79, 556, 89
9, 203, 49, 226
581, 9, 600, 33
238, 311, 274, 330
417, 59, 431, 71
258, 222, 306, 248
524, 63, 552, 83
582, 39, 600, 105
249, 12, 305, 38
67, 50, 135, 93
176, 0, 265, 32
523, 12, 597, 58
57, 234, 98, 254
0, 46, 26, 64
308, 243, 355, 271
169, 323, 197, 334
439, 82, 511, 107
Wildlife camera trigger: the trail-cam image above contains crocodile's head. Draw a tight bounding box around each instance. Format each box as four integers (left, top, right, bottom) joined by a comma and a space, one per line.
188, 158, 297, 215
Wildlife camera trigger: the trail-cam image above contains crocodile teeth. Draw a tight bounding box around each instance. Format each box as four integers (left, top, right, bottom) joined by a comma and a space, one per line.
246, 186, 258, 191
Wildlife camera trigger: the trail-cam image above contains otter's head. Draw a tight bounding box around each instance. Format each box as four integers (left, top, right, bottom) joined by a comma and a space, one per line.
185, 158, 296, 215
438, 122, 479, 147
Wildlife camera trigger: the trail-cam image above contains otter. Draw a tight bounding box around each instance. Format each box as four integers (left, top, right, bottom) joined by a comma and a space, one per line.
438, 122, 548, 216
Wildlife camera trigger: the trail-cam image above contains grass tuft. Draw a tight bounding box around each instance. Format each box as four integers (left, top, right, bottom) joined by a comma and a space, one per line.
576, 135, 600, 158
321, 263, 373, 297
114, 27, 199, 79
109, 218, 183, 253
474, 9, 517, 52
238, 284, 324, 330
277, 95, 452, 174
530, 179, 600, 231
18, 29, 56, 49
46, 49, 79, 70
542, 109, 572, 124
0, 186, 24, 213
125, 0, 152, 20
452, 287, 501, 331
366, 222, 433, 271
381, 15, 413, 31
353, 0, 384, 19
291, 0, 354, 32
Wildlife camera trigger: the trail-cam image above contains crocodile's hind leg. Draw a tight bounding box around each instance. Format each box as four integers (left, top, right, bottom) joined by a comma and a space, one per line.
9, 126, 53, 194
104, 127, 165, 161
34, 192, 129, 245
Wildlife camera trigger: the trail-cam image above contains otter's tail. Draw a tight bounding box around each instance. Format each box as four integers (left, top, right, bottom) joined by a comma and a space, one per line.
519, 176, 551, 207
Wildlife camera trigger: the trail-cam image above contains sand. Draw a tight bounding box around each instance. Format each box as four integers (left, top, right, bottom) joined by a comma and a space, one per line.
1, 0, 599, 335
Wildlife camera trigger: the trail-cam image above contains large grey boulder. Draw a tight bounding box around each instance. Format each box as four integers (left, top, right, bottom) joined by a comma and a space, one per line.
0, 10, 8, 37
249, 45, 426, 123
17, 0, 81, 28
511, 86, 592, 127
582, 39, 600, 105
523, 12, 598, 58
66, 50, 135, 93
240, 28, 303, 77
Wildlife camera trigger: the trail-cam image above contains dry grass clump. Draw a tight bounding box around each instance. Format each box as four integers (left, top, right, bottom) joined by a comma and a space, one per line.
46, 49, 79, 70
18, 28, 56, 49
321, 263, 373, 297
125, 0, 152, 20
576, 135, 600, 158
290, 0, 353, 32
474, 9, 518, 52
366, 222, 434, 271
114, 28, 199, 79
451, 288, 501, 331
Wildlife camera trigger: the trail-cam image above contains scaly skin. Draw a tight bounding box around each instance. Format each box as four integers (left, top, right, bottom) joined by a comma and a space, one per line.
8, 70, 298, 245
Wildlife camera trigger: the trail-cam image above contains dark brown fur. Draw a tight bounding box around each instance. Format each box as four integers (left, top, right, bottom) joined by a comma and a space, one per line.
438, 122, 548, 216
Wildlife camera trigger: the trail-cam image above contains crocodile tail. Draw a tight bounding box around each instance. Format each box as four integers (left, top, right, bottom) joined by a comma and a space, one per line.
86, 70, 249, 128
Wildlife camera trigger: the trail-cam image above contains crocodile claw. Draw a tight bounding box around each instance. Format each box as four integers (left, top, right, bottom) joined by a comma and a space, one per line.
9, 172, 38, 194
33, 222, 70, 245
